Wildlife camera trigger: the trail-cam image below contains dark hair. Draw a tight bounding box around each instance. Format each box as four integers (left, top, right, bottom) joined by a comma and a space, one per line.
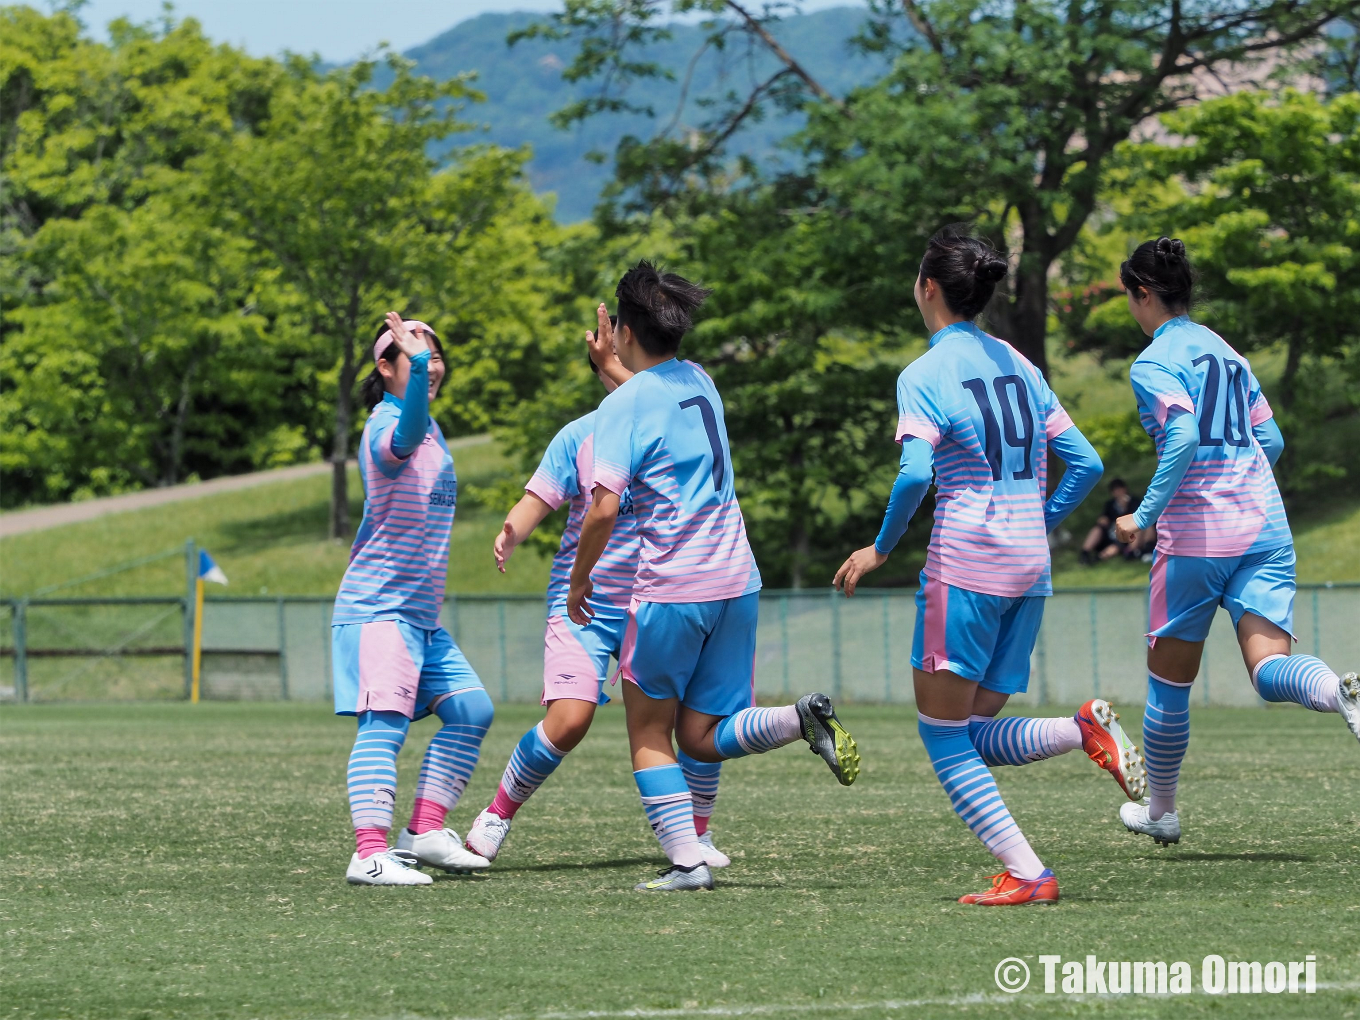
1109, 477, 1128, 491
614, 261, 710, 356
917, 224, 1009, 320
360, 320, 444, 412
586, 315, 618, 374
1119, 237, 1193, 311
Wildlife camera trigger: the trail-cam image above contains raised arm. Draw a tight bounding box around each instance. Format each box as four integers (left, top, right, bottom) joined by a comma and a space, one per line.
1044, 426, 1103, 533
382, 312, 435, 459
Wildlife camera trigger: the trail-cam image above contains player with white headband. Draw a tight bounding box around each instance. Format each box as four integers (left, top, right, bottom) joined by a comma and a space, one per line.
331, 312, 495, 886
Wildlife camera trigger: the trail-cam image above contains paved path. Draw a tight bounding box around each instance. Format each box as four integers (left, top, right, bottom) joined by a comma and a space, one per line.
0, 435, 491, 538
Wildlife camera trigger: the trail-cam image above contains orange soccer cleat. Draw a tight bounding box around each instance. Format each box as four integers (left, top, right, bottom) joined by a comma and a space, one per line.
958, 869, 1059, 906
1075, 698, 1147, 801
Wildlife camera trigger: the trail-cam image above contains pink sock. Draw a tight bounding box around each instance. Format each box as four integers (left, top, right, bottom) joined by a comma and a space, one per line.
488, 783, 524, 820
408, 797, 448, 835
693, 814, 709, 836
355, 827, 388, 859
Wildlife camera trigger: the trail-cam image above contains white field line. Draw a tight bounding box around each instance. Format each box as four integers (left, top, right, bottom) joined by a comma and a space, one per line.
372, 982, 1360, 1020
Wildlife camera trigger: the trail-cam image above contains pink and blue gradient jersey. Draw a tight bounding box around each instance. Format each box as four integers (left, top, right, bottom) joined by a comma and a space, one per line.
1130, 316, 1290, 557
526, 411, 640, 620
591, 359, 761, 603
332, 392, 457, 631
895, 322, 1076, 598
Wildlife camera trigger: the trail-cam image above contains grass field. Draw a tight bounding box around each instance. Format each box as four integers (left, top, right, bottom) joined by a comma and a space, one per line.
2, 701, 1357, 1020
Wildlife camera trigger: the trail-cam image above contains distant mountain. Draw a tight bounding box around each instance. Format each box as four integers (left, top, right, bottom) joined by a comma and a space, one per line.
397, 8, 892, 221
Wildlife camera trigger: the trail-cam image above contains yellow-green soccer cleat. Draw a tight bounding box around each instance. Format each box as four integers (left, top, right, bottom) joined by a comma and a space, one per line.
634, 862, 713, 892
795, 692, 861, 786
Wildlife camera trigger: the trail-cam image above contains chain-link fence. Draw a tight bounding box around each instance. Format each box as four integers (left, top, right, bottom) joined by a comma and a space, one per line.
4, 584, 1358, 707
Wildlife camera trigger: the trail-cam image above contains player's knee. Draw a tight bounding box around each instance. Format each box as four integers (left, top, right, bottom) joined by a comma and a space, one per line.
435, 687, 495, 730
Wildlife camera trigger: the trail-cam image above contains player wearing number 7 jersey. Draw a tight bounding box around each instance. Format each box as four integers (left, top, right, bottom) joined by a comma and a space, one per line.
1112, 238, 1359, 851
568, 261, 861, 893
834, 226, 1131, 906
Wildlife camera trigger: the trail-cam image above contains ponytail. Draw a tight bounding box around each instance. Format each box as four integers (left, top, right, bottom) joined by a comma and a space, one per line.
1119, 237, 1193, 311
918, 225, 1009, 320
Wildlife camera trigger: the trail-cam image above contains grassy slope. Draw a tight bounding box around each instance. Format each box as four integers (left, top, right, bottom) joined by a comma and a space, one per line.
0, 437, 551, 599
1, 701, 1357, 1020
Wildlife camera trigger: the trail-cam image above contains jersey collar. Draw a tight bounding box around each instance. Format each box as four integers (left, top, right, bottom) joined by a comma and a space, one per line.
1152, 315, 1190, 340
381, 392, 404, 409
928, 321, 983, 348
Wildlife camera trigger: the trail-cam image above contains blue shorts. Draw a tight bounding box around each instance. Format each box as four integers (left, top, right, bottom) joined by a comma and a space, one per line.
617, 593, 759, 718
910, 571, 1044, 695
332, 621, 483, 720
1148, 545, 1295, 645
542, 612, 626, 706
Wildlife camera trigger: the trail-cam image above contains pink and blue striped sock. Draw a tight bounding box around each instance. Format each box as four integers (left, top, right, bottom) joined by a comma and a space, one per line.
634, 764, 704, 867
408, 688, 495, 834
967, 715, 1082, 767
1143, 673, 1192, 820
1252, 654, 1340, 713
677, 750, 722, 836
347, 710, 410, 857
917, 714, 1045, 880
712, 705, 800, 759
487, 721, 566, 820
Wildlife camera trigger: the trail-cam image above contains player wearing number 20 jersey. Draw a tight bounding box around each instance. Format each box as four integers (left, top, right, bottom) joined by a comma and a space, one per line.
1130, 315, 1294, 643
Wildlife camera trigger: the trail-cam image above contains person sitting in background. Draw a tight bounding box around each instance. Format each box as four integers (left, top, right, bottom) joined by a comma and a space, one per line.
1081, 478, 1155, 563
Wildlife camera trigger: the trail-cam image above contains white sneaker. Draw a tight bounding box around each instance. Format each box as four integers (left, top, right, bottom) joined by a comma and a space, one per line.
396, 827, 490, 872
464, 809, 512, 862
1120, 801, 1181, 847
697, 831, 730, 868
1338, 672, 1360, 743
345, 849, 433, 886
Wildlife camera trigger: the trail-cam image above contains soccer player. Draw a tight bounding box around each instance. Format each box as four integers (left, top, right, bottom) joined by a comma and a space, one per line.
464, 316, 730, 868
568, 261, 861, 893
331, 312, 495, 886
833, 226, 1136, 907
1111, 237, 1360, 847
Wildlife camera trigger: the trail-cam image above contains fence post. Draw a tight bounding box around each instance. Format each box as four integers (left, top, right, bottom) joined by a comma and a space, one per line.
183, 539, 196, 699
13, 600, 28, 703
277, 598, 289, 701
779, 595, 790, 696
830, 589, 842, 699
1312, 587, 1321, 657
881, 593, 891, 702
1088, 592, 1100, 699
497, 600, 508, 703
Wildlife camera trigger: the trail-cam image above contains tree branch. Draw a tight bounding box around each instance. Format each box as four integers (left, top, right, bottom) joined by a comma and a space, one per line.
901, 0, 944, 55
724, 0, 845, 112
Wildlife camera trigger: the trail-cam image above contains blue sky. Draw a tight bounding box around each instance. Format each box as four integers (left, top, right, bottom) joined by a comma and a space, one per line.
75, 0, 851, 63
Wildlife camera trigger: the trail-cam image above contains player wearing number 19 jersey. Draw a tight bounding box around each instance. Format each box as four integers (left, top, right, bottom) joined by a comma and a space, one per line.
833, 227, 1138, 906
568, 261, 860, 893
1112, 238, 1358, 851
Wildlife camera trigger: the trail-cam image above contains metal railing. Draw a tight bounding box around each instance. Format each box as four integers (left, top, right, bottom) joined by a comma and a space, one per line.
3, 584, 1358, 707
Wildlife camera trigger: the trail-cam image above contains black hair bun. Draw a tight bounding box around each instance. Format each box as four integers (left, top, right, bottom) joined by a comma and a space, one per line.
974, 254, 1008, 284
1154, 236, 1186, 261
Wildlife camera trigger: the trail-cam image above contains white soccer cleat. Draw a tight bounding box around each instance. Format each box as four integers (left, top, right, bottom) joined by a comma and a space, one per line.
1338, 672, 1360, 744
396, 827, 490, 873
464, 809, 513, 862
345, 849, 433, 886
697, 831, 730, 868
1120, 801, 1181, 847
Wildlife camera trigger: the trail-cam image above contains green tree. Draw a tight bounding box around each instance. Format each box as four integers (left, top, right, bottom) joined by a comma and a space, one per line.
531, 0, 1357, 376
207, 56, 484, 537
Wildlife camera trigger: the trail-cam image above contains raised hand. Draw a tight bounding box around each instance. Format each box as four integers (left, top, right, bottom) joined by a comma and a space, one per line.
586, 304, 632, 386
383, 310, 427, 361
